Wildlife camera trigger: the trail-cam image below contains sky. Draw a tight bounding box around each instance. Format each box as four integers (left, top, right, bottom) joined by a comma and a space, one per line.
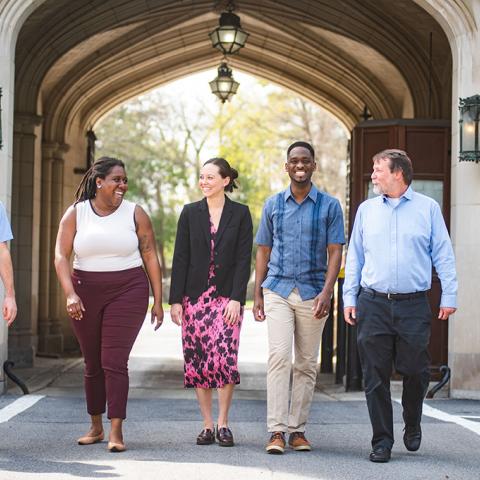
132, 69, 283, 159
156, 69, 278, 108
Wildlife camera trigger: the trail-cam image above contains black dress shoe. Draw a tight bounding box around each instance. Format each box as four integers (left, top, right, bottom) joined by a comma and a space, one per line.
216, 426, 234, 447
369, 446, 391, 463
403, 425, 422, 451
196, 428, 215, 445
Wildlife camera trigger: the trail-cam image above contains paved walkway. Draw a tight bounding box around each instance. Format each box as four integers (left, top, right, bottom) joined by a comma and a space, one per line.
1, 311, 480, 479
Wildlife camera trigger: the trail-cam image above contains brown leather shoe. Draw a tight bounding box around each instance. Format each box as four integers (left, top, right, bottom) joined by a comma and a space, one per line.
288, 432, 312, 451
196, 428, 215, 445
266, 432, 286, 454
216, 426, 234, 447
77, 431, 104, 445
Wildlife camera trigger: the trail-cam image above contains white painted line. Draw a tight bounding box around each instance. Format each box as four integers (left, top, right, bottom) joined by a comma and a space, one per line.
422, 403, 480, 436
460, 415, 480, 419
0, 395, 45, 423
393, 399, 480, 437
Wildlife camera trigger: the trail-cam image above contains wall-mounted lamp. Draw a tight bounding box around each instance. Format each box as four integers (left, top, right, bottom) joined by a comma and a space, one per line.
459, 95, 480, 163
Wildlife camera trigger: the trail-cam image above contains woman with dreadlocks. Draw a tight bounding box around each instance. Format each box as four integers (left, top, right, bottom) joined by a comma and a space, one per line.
54, 156, 163, 453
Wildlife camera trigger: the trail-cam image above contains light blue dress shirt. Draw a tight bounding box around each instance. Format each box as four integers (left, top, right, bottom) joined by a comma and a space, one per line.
343, 186, 457, 308
0, 202, 13, 242
256, 184, 345, 300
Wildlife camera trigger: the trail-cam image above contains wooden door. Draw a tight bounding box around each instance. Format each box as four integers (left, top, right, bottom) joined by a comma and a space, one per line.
349, 119, 451, 378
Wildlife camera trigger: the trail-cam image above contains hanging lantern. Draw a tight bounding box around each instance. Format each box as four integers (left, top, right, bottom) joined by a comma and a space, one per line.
209, 10, 249, 55
459, 95, 480, 163
209, 62, 240, 103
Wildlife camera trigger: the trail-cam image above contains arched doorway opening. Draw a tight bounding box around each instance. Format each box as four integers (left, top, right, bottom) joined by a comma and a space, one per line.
7, 0, 453, 388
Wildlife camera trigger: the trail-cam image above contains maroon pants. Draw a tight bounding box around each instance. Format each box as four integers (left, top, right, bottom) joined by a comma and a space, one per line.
71, 267, 148, 419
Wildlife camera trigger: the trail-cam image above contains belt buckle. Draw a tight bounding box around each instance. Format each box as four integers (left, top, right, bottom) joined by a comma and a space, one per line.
387, 292, 392, 300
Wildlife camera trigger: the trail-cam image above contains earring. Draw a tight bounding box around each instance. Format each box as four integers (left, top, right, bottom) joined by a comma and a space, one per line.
97, 184, 102, 189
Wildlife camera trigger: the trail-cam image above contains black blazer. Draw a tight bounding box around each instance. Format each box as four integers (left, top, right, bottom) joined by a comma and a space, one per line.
169, 196, 253, 305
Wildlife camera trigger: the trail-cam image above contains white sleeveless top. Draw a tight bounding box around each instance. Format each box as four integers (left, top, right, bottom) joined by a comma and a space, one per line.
73, 199, 142, 272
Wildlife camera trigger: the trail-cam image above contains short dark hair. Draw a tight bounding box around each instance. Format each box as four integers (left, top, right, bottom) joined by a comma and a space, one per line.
74, 156, 125, 203
287, 141, 315, 158
373, 149, 413, 185
203, 157, 239, 193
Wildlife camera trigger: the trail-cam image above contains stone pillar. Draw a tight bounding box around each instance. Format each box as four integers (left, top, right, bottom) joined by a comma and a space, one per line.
0, 9, 17, 391
9, 113, 43, 367
447, 5, 480, 398
37, 143, 67, 355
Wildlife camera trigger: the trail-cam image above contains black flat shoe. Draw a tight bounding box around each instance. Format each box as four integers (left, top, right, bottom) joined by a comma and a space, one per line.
369, 445, 391, 463
196, 428, 215, 445
216, 426, 234, 447
404, 424, 422, 451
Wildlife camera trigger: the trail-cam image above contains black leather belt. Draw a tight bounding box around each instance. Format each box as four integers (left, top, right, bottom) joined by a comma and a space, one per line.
361, 287, 427, 301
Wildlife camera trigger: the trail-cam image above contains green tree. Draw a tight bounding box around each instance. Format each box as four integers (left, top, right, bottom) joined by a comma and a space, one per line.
213, 81, 349, 231
96, 94, 194, 269
95, 76, 349, 277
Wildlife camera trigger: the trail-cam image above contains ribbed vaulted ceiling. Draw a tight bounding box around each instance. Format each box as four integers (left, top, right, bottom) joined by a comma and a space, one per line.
14, 0, 452, 142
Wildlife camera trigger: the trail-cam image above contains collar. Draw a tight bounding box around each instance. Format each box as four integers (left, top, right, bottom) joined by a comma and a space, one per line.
381, 185, 413, 203
283, 183, 319, 203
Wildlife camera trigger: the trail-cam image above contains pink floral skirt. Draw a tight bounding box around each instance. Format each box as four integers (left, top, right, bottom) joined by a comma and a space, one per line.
181, 283, 242, 388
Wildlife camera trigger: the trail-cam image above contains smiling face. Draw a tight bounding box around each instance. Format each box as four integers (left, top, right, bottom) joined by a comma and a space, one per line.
285, 146, 316, 186
96, 165, 128, 207
199, 163, 230, 199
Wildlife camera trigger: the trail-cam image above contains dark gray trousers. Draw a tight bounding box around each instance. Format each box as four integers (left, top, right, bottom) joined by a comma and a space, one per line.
356, 289, 431, 449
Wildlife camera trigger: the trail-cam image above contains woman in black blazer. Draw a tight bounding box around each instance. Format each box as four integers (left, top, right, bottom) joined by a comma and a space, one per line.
169, 157, 253, 447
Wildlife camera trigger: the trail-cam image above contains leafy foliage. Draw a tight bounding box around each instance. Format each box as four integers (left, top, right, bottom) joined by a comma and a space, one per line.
95, 76, 349, 272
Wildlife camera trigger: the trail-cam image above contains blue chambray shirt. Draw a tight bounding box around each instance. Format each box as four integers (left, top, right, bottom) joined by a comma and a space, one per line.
0, 202, 13, 242
343, 186, 457, 308
256, 184, 345, 300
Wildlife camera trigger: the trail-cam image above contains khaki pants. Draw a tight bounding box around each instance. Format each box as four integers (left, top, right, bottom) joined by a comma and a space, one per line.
264, 288, 327, 433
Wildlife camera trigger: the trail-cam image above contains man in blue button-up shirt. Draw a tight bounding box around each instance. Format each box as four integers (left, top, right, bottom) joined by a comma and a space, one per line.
343, 149, 457, 463
0, 201, 17, 326
254, 141, 345, 453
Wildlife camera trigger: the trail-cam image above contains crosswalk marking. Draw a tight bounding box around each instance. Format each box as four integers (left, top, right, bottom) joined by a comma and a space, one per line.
0, 395, 45, 423
393, 398, 480, 437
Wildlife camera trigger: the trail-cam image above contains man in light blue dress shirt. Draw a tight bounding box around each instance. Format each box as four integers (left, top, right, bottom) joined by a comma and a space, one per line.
343, 149, 457, 463
0, 201, 17, 326
254, 141, 344, 453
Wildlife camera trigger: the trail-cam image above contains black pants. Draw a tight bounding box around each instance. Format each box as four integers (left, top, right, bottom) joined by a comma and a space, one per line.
356, 289, 431, 449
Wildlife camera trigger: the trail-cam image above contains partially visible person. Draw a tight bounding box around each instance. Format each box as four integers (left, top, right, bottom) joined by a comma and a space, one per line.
55, 157, 163, 453
343, 149, 457, 463
169, 157, 253, 447
0, 201, 17, 326
254, 141, 344, 454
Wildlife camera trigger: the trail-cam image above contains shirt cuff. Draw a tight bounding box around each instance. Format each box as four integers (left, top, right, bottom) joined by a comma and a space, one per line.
343, 295, 357, 308
255, 239, 272, 246
440, 294, 457, 308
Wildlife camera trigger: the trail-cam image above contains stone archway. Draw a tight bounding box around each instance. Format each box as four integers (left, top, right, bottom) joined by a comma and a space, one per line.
9, 0, 453, 364
2, 0, 478, 398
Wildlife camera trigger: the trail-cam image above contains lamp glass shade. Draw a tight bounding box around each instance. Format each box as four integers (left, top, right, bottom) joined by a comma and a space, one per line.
209, 12, 249, 55
462, 120, 476, 151
209, 63, 240, 103
459, 95, 480, 162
